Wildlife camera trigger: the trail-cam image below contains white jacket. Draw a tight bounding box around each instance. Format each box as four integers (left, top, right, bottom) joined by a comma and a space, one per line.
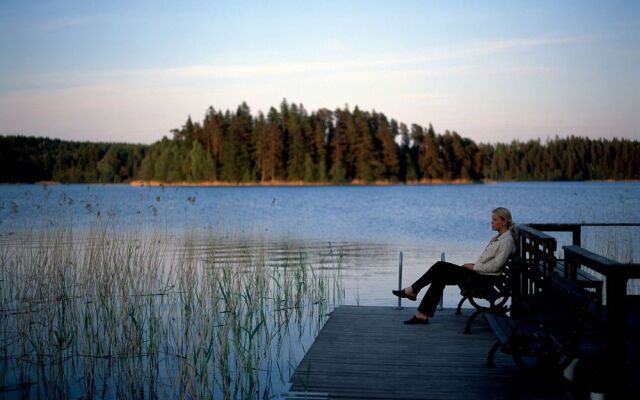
473, 230, 516, 275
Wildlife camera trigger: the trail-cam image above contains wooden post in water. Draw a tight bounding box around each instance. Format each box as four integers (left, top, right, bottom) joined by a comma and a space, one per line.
438, 252, 445, 311
397, 252, 403, 310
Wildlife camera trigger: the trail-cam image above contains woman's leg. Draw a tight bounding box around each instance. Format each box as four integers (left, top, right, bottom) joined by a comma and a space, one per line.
410, 261, 462, 293
410, 261, 474, 318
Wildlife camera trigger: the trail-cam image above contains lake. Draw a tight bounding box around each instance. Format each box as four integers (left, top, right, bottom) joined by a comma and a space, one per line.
1, 182, 639, 398
1, 181, 639, 306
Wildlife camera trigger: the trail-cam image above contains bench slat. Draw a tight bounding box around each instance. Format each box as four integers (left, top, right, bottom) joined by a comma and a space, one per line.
485, 273, 592, 370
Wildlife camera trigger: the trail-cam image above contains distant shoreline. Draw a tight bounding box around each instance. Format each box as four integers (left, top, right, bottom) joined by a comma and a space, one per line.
127, 179, 480, 187
1, 179, 635, 187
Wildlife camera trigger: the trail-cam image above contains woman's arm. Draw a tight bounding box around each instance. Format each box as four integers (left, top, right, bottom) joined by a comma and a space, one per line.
473, 235, 515, 274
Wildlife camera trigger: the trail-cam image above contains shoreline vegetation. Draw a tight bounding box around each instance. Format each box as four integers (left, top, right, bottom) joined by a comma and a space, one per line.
0, 223, 345, 397
2, 101, 639, 185
127, 178, 479, 187
24, 178, 636, 188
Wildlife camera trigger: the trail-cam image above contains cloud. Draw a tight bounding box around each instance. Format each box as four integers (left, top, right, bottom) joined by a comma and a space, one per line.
39, 15, 108, 31
0, 34, 602, 143
0, 84, 211, 143
104, 35, 580, 81
0, 34, 578, 92
437, 36, 584, 59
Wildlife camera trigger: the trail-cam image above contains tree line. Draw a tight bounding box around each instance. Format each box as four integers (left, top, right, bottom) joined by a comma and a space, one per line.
0, 136, 145, 183
1, 100, 639, 184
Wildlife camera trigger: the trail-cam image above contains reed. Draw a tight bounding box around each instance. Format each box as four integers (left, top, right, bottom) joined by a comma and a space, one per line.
0, 221, 344, 398
581, 224, 640, 295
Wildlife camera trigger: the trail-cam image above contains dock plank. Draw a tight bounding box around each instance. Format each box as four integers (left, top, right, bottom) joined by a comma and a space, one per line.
288, 306, 567, 399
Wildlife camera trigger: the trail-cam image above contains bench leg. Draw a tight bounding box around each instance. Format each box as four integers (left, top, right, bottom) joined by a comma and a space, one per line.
487, 340, 500, 367
456, 296, 467, 315
464, 309, 482, 334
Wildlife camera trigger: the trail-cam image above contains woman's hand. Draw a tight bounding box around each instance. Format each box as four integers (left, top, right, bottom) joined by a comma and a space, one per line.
462, 263, 475, 270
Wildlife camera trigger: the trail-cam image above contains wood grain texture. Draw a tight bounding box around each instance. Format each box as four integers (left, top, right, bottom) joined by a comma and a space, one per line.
288, 305, 569, 400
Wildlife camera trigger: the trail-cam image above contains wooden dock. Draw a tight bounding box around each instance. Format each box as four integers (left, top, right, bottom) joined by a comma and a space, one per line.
287, 306, 568, 400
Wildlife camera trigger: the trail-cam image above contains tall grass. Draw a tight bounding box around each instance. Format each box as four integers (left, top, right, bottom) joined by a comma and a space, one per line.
0, 222, 344, 398
580, 225, 640, 296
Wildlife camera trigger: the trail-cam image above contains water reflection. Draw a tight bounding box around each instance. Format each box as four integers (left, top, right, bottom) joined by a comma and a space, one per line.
1, 182, 639, 397
0, 229, 345, 398
2, 182, 639, 247
174, 236, 483, 308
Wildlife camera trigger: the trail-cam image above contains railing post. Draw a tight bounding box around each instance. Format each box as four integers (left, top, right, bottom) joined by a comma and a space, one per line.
562, 245, 631, 397
603, 272, 628, 398
396, 251, 403, 310
566, 255, 578, 281
438, 252, 445, 311
510, 257, 523, 319
548, 239, 557, 275
572, 225, 581, 246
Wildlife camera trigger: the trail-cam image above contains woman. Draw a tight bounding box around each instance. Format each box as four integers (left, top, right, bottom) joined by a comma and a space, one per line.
392, 207, 517, 324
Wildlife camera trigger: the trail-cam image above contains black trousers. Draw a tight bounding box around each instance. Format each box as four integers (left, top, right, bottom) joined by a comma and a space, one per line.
410, 261, 476, 317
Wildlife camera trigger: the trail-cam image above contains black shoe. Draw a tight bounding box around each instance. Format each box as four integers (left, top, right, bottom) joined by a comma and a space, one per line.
392, 289, 417, 301
404, 316, 429, 325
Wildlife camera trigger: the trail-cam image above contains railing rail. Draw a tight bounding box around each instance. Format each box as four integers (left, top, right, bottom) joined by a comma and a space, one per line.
508, 225, 560, 318
501, 223, 638, 396
518, 224, 557, 275
563, 245, 639, 397
563, 245, 640, 279
527, 222, 640, 247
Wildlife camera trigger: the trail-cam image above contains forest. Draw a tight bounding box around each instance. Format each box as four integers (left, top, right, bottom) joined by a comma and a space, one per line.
1, 101, 639, 184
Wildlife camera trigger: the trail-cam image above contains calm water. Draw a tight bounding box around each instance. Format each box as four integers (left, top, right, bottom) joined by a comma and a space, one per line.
1, 182, 639, 398
1, 181, 639, 306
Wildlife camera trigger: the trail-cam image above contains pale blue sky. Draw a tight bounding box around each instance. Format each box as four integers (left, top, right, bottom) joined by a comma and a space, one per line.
1, 1, 638, 143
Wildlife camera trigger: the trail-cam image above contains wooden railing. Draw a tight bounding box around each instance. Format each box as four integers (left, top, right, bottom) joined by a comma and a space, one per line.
510, 223, 639, 396
509, 225, 558, 317
527, 222, 640, 247
518, 224, 557, 274
524, 222, 640, 310
563, 245, 640, 397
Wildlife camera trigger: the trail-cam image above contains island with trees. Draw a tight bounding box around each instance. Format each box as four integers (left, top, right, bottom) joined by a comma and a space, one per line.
1, 101, 639, 184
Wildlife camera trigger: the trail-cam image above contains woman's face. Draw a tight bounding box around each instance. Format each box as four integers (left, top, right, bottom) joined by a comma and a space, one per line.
491, 213, 507, 232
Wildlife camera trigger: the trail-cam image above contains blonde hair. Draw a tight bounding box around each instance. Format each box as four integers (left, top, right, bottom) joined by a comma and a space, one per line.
492, 207, 513, 228
493, 207, 519, 249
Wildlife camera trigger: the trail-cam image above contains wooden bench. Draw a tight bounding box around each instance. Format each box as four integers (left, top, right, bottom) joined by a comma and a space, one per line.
456, 257, 519, 334
555, 259, 603, 318
485, 273, 592, 372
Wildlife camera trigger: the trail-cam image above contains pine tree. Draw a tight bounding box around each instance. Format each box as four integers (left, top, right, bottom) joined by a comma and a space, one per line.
330, 108, 349, 182
96, 147, 120, 183
188, 141, 214, 181
353, 108, 376, 181
286, 103, 305, 181
203, 107, 225, 180
262, 107, 285, 182
420, 124, 444, 179
377, 113, 400, 181
312, 109, 331, 182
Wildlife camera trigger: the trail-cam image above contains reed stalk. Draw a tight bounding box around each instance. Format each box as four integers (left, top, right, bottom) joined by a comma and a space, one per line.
0, 220, 344, 398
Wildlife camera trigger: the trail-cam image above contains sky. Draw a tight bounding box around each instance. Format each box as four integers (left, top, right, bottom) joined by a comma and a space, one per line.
1, 0, 639, 144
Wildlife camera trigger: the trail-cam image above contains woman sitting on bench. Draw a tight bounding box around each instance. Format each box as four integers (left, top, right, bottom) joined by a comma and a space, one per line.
392, 207, 517, 325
